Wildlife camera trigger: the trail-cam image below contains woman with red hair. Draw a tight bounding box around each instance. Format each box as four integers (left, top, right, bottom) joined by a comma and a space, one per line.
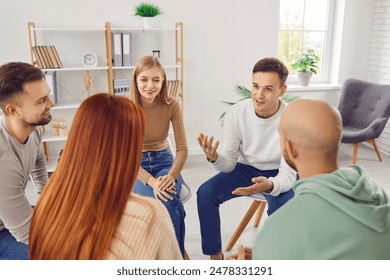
29, 93, 181, 259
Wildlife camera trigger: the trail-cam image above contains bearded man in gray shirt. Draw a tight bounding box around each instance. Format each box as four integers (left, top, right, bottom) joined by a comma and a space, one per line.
0, 62, 53, 259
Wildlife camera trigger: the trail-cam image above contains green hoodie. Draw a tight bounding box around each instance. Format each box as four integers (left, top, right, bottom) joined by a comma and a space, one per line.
254, 165, 390, 259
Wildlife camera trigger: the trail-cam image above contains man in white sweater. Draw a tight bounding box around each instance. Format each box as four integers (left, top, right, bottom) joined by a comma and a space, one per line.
197, 57, 296, 260
0, 62, 53, 259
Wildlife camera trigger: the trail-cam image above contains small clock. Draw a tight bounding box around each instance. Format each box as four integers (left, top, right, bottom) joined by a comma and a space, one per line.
82, 53, 97, 67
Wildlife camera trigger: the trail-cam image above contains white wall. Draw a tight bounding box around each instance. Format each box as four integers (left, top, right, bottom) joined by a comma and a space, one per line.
335, 0, 375, 84
0, 0, 279, 154
0, 0, 379, 154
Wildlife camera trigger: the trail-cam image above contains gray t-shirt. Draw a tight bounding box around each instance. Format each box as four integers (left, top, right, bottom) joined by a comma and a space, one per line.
0, 116, 48, 244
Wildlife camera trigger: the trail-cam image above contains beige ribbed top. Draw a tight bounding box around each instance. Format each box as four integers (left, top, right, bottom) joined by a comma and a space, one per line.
106, 193, 182, 260
138, 98, 188, 183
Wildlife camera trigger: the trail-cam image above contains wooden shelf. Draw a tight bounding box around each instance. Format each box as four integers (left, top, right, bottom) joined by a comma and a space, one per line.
42, 134, 67, 142
31, 27, 105, 31
52, 100, 83, 110
42, 66, 109, 72
110, 27, 181, 32
112, 64, 182, 70
31, 27, 182, 32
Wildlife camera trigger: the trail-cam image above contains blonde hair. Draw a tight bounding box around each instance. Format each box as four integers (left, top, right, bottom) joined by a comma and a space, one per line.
128, 55, 171, 105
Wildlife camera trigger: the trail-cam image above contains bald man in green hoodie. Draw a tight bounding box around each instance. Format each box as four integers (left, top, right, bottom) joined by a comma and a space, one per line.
229, 99, 390, 260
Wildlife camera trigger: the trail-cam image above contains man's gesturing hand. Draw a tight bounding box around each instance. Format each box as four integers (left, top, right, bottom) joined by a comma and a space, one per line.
232, 176, 273, 196
197, 132, 219, 162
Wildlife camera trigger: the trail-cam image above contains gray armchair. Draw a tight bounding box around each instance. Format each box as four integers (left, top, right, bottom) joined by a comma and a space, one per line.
338, 79, 390, 164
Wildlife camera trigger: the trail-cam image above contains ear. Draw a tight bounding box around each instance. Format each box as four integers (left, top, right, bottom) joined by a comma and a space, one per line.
5, 103, 19, 116
285, 139, 298, 159
279, 84, 287, 97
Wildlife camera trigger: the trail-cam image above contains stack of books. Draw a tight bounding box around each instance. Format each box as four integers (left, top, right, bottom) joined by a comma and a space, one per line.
167, 80, 182, 99
32, 46, 63, 69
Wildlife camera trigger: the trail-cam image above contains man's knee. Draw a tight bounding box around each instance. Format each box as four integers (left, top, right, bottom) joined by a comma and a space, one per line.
197, 180, 216, 204
266, 188, 294, 215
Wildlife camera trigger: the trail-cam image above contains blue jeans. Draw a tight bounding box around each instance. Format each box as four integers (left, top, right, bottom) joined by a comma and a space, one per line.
133, 148, 186, 257
197, 162, 295, 255
0, 229, 29, 260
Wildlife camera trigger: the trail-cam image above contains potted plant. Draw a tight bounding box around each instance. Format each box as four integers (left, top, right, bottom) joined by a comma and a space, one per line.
291, 49, 320, 86
134, 2, 161, 29
219, 85, 300, 126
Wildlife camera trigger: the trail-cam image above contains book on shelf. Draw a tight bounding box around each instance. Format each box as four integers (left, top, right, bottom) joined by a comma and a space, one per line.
31, 46, 63, 69
51, 46, 63, 68
167, 80, 182, 99
122, 32, 132, 66
47, 46, 59, 68
45, 71, 57, 104
32, 46, 45, 68
111, 32, 122, 66
38, 46, 50, 68
111, 32, 133, 67
42, 46, 55, 68
33, 46, 45, 68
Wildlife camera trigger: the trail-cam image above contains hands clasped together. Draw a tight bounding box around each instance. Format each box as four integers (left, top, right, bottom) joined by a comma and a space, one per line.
147, 174, 177, 202
197, 132, 274, 195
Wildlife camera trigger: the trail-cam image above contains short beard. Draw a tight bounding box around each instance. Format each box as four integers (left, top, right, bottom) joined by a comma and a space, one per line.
29, 115, 52, 126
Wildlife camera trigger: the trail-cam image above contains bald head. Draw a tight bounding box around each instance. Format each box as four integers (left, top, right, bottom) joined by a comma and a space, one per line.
280, 99, 342, 157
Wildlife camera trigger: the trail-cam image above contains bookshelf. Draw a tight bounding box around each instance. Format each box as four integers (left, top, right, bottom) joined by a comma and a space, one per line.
27, 21, 184, 170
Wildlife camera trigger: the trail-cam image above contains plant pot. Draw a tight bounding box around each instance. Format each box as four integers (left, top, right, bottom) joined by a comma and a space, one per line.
142, 17, 154, 29
296, 71, 313, 86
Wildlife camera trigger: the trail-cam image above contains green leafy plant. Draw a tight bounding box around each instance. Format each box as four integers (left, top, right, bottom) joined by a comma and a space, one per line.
219, 85, 300, 126
134, 2, 161, 17
291, 49, 320, 73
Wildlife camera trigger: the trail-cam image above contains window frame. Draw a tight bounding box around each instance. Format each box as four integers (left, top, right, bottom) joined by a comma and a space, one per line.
278, 0, 336, 84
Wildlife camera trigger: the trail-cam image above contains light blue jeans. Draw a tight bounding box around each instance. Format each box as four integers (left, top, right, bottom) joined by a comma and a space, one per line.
133, 148, 186, 257
197, 162, 295, 255
0, 229, 29, 260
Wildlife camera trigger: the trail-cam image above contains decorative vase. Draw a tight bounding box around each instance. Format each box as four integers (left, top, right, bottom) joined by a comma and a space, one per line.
142, 17, 154, 29
296, 71, 313, 86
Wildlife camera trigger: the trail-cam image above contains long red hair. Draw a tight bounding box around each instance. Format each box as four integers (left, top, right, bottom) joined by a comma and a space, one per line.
29, 93, 145, 259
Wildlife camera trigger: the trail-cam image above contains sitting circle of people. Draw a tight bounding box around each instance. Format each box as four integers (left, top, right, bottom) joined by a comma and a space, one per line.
0, 57, 389, 260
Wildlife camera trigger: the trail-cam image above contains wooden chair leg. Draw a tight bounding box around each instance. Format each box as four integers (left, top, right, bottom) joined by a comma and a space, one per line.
184, 250, 190, 260
352, 143, 358, 164
225, 200, 261, 251
253, 201, 267, 228
369, 139, 382, 162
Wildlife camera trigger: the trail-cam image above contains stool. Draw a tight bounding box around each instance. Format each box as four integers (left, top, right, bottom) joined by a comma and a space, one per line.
225, 193, 267, 251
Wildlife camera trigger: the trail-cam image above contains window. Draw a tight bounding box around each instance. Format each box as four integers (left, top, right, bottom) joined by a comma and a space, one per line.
278, 0, 335, 83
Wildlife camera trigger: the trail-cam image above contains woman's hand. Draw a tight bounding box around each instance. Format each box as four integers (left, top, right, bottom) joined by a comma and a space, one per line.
147, 176, 176, 202
158, 174, 176, 192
